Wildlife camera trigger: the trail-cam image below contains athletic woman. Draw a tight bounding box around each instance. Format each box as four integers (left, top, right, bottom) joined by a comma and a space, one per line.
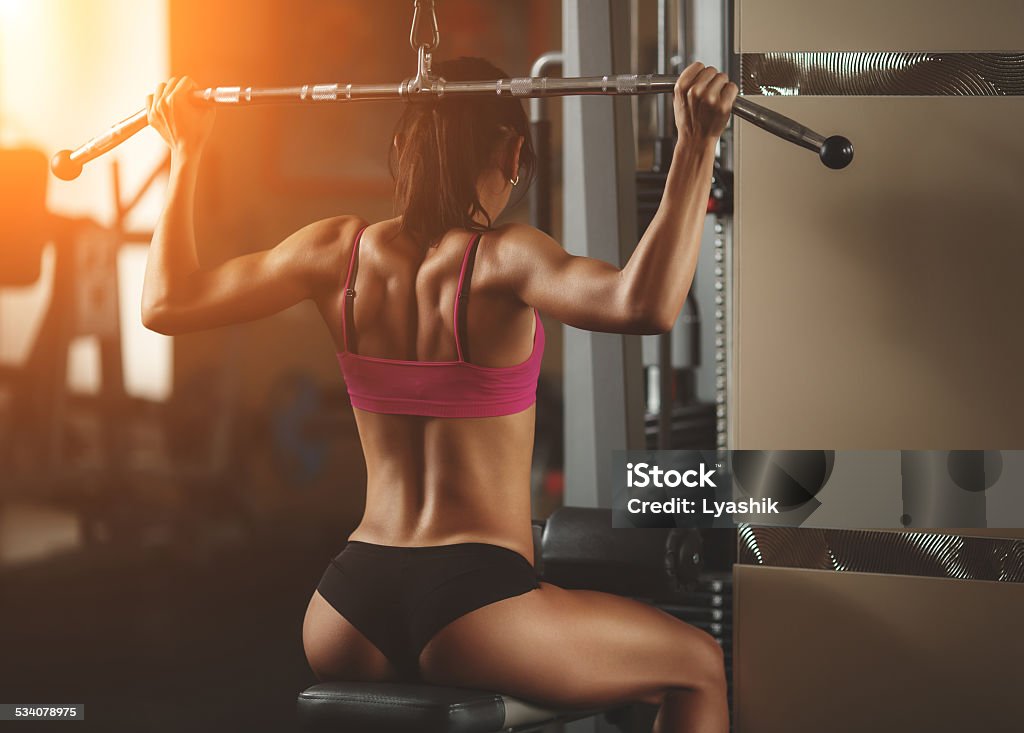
143, 57, 737, 733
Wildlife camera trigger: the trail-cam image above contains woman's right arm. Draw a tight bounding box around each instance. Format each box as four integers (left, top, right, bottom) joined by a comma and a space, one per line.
506, 62, 737, 334
140, 77, 358, 335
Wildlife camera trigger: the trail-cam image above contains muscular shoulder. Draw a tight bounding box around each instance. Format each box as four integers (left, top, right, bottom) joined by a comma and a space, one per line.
293, 215, 367, 255
277, 215, 368, 292
487, 221, 550, 247
484, 222, 561, 265
481, 222, 565, 286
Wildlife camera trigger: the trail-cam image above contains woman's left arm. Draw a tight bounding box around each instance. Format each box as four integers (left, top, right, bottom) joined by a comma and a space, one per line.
141, 76, 351, 335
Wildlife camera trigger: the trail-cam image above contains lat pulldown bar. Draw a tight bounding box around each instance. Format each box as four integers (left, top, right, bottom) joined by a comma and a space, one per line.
51, 1, 853, 181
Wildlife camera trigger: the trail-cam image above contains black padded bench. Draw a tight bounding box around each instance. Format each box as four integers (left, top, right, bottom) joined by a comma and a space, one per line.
297, 682, 598, 733
296, 509, 702, 732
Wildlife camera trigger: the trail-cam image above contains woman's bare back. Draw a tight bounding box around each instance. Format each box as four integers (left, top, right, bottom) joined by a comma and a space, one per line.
317, 218, 541, 559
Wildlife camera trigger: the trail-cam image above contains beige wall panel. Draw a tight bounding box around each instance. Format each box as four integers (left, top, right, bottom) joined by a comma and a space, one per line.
734, 565, 1024, 733
736, 0, 1024, 52
733, 96, 1024, 448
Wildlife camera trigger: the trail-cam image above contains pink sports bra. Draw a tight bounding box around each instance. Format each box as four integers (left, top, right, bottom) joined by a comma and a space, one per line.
337, 227, 544, 418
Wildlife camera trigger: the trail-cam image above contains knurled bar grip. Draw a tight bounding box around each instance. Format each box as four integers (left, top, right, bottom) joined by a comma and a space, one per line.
51, 74, 853, 180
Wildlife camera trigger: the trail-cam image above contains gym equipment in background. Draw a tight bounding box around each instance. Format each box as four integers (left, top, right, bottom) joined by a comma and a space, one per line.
539, 506, 703, 596
50, 0, 853, 182
0, 149, 49, 285
0, 146, 130, 541
0, 149, 253, 550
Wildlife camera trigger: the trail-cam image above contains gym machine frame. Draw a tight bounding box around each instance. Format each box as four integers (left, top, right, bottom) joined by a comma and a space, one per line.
51, 0, 853, 181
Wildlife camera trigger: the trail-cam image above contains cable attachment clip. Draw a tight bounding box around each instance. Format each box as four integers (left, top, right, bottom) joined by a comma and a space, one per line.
409, 0, 440, 94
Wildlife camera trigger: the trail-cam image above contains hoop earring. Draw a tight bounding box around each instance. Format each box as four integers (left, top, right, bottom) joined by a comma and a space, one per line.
509, 174, 520, 187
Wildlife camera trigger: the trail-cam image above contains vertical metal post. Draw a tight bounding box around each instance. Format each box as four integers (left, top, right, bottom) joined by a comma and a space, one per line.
656, 0, 670, 140
654, 0, 675, 449
528, 52, 563, 235
561, 0, 642, 511
653, 0, 675, 170
677, 0, 694, 69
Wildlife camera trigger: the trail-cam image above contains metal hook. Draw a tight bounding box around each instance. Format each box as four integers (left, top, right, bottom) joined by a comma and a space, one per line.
410, 0, 440, 53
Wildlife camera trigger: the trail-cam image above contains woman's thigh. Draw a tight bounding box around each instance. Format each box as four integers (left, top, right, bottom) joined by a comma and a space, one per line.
419, 582, 726, 709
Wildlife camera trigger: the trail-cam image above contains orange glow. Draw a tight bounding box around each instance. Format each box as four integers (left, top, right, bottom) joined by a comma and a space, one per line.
1, 0, 169, 220
0, 0, 171, 400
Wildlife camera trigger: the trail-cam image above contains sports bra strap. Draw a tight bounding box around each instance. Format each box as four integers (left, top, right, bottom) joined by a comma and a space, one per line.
453, 234, 481, 362
341, 226, 367, 352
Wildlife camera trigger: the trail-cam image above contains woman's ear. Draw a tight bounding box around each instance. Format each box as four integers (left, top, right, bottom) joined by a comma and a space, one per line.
507, 136, 524, 180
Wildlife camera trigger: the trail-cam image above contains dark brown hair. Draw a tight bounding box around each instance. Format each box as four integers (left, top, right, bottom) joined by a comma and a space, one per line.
390, 57, 536, 247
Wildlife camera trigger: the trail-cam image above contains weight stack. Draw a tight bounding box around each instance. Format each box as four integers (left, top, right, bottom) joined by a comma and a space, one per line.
643, 402, 717, 450
657, 572, 734, 712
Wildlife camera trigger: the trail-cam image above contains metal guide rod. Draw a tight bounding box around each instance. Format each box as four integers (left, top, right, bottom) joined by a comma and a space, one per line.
51, 73, 854, 180
528, 52, 564, 122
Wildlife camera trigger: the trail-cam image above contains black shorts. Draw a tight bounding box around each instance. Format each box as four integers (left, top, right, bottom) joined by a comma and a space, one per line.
316, 540, 540, 681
